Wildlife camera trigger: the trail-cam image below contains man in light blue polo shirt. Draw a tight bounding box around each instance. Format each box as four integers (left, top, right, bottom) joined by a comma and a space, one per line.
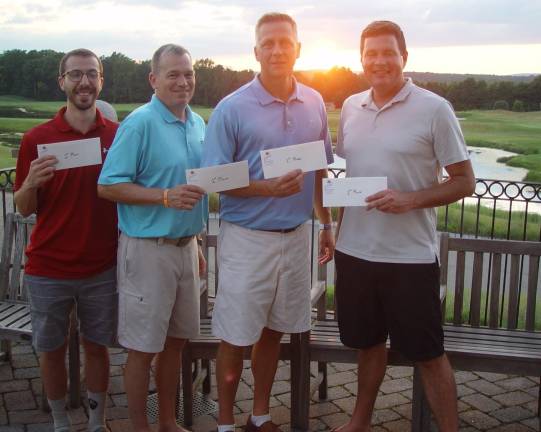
202, 13, 334, 432
98, 44, 206, 432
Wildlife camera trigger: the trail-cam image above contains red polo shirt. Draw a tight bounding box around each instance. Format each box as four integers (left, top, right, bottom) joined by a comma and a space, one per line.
14, 107, 119, 279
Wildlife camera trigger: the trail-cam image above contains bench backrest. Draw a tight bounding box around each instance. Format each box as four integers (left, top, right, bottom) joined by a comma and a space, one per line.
0, 213, 35, 302
440, 233, 540, 331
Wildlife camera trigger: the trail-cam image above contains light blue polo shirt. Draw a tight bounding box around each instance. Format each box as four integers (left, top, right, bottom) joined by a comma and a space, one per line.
98, 95, 207, 238
202, 76, 333, 230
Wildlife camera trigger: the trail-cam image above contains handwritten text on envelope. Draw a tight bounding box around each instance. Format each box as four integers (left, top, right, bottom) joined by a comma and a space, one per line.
260, 140, 328, 179
186, 160, 249, 193
323, 177, 388, 207
37, 138, 102, 171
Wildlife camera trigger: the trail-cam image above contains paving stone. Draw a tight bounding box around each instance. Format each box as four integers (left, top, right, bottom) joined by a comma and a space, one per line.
457, 384, 476, 397
13, 367, 40, 379
326, 371, 357, 387
400, 389, 413, 400
68, 407, 88, 424
0, 380, 29, 392
521, 417, 540, 432
497, 377, 537, 391
11, 354, 39, 368
392, 402, 412, 420
476, 372, 508, 382
467, 379, 506, 396
274, 366, 291, 381
308, 418, 328, 431
0, 426, 24, 432
309, 401, 340, 417
382, 418, 411, 431
233, 412, 249, 428
458, 427, 479, 432
0, 364, 13, 381
333, 397, 355, 415
276, 393, 290, 408
488, 424, 535, 432
524, 386, 540, 398
455, 371, 479, 385
108, 375, 124, 394
269, 405, 290, 425
270, 380, 289, 396
11, 344, 33, 355
461, 409, 501, 430
26, 424, 53, 432
30, 378, 43, 395
108, 419, 132, 432
236, 382, 253, 401
240, 369, 254, 386
493, 390, 535, 407
524, 400, 539, 414
374, 393, 409, 410
9, 409, 52, 424
333, 363, 357, 372
344, 382, 358, 394
192, 413, 217, 432
387, 366, 413, 379
379, 378, 412, 394
311, 385, 352, 402
105, 406, 129, 420
461, 394, 502, 412
320, 412, 350, 429
491, 406, 534, 423
4, 390, 36, 410
457, 400, 470, 413
372, 408, 401, 424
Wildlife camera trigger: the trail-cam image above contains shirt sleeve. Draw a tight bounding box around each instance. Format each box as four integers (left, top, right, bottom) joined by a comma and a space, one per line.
432, 100, 469, 168
98, 123, 142, 185
201, 107, 237, 167
14, 133, 37, 191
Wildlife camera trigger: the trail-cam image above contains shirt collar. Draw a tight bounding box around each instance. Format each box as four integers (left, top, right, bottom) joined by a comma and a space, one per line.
251, 74, 305, 106
361, 77, 414, 110
53, 106, 106, 133
151, 94, 194, 125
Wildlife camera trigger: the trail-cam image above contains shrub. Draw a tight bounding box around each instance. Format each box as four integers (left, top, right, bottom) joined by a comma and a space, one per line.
493, 100, 509, 110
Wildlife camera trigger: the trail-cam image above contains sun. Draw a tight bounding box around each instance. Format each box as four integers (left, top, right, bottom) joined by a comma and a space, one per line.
296, 38, 359, 71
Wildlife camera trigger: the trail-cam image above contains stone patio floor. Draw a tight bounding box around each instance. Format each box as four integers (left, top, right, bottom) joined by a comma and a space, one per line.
0, 342, 539, 432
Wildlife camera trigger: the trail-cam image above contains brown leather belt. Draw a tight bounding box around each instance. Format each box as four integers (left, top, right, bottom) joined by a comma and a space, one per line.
152, 236, 195, 247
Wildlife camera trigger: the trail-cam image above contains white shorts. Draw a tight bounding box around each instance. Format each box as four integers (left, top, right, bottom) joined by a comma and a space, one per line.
117, 234, 200, 353
212, 221, 311, 346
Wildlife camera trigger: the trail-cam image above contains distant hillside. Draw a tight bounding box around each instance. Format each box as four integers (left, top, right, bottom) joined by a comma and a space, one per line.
299, 70, 539, 83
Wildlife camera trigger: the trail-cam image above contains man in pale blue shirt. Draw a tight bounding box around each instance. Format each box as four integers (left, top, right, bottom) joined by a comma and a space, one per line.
98, 44, 207, 432
203, 13, 334, 432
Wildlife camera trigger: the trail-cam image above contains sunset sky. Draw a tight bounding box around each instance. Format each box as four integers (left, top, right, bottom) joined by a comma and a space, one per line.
1, 0, 540, 75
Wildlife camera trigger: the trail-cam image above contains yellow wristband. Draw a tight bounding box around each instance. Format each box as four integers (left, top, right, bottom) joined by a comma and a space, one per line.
163, 189, 170, 208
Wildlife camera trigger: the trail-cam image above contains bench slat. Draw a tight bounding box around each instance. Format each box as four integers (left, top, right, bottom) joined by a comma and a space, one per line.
453, 251, 466, 325
488, 253, 502, 328
525, 255, 539, 331
507, 255, 520, 330
470, 252, 483, 326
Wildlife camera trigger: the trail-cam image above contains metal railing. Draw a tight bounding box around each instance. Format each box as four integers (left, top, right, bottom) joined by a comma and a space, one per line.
1, 166, 540, 241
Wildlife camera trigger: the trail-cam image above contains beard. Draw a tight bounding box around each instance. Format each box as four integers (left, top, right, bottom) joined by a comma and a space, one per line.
67, 85, 98, 111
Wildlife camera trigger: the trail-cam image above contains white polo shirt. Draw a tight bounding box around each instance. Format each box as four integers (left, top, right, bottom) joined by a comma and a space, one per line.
336, 79, 469, 263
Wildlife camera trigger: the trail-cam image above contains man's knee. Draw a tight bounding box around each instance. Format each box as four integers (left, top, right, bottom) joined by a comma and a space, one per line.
82, 338, 108, 357
260, 327, 283, 343
416, 353, 452, 374
163, 336, 186, 352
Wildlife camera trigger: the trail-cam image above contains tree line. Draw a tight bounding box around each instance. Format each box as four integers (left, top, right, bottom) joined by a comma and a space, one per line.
1, 49, 540, 111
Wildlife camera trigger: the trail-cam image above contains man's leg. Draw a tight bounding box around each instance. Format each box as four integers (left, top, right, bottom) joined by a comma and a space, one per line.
216, 341, 245, 427
40, 343, 71, 431
417, 354, 458, 432
335, 343, 387, 432
124, 349, 155, 432
155, 336, 187, 432
251, 327, 282, 416
83, 338, 109, 431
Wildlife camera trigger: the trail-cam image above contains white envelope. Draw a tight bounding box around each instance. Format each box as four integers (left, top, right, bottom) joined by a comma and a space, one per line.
186, 160, 249, 193
323, 177, 388, 207
37, 138, 102, 170
260, 140, 328, 179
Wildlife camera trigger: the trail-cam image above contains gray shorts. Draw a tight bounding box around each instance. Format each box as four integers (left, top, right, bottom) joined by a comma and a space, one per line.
24, 267, 117, 352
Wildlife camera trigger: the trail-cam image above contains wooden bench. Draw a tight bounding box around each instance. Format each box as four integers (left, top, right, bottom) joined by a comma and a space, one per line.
298, 233, 540, 431
181, 230, 327, 429
0, 212, 81, 409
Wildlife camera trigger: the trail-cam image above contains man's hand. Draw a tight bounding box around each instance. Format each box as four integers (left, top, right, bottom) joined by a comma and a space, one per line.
167, 185, 205, 210
365, 189, 417, 214
22, 155, 58, 190
197, 246, 207, 276
318, 228, 335, 264
267, 169, 304, 197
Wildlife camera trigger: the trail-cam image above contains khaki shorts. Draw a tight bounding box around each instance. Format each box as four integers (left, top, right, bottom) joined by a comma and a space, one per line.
117, 234, 200, 353
212, 221, 311, 346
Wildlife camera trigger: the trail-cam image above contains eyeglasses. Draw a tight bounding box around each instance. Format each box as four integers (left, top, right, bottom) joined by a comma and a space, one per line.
61, 69, 101, 82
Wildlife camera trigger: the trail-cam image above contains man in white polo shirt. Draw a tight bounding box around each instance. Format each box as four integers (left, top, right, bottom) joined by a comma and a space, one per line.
333, 21, 475, 432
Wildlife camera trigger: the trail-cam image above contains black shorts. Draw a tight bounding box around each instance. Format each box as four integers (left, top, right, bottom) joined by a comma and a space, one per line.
334, 250, 444, 362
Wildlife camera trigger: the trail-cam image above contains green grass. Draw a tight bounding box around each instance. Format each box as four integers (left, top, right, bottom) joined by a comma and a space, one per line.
0, 117, 46, 133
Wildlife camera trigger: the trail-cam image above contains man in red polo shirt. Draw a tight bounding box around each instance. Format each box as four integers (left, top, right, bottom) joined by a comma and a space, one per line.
14, 48, 118, 432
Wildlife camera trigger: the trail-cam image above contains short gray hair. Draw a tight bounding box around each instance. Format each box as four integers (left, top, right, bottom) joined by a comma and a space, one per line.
151, 44, 191, 73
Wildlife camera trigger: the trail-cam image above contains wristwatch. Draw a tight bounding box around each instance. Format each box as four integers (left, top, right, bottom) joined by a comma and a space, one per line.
319, 223, 332, 231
